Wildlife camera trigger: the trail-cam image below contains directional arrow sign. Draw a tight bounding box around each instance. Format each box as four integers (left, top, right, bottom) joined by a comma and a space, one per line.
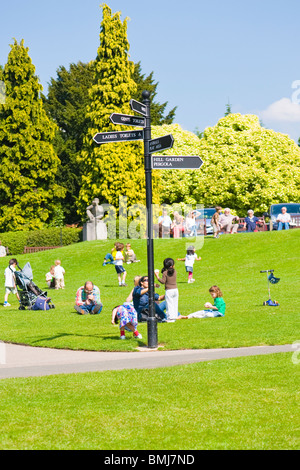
130, 99, 148, 117
152, 156, 203, 170
149, 134, 174, 153
93, 130, 144, 144
110, 113, 146, 127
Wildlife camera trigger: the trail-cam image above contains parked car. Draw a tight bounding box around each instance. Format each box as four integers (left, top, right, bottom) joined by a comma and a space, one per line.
266, 203, 300, 230
194, 208, 216, 235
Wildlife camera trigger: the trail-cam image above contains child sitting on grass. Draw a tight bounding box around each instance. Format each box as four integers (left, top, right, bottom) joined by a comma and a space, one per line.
177, 285, 226, 319
125, 243, 140, 264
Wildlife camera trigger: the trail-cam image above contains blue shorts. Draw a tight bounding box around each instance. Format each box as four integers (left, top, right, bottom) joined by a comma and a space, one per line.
185, 266, 193, 273
115, 265, 126, 274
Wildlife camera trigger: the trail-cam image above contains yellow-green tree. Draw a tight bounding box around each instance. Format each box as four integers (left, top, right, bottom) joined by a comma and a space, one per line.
156, 115, 300, 214
0, 40, 64, 231
78, 4, 159, 217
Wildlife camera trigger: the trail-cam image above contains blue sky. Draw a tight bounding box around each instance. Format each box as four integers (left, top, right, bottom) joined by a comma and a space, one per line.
1, 0, 300, 142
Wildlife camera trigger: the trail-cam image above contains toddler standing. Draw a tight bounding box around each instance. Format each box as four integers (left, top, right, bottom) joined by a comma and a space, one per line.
114, 243, 127, 287
54, 260, 65, 289
177, 245, 201, 283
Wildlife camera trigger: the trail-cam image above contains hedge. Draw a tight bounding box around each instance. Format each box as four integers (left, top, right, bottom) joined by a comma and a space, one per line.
0, 227, 82, 255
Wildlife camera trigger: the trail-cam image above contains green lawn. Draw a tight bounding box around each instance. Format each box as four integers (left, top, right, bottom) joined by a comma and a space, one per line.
0, 229, 299, 351
0, 352, 298, 450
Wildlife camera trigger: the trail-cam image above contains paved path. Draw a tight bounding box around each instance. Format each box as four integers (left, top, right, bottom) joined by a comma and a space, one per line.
0, 343, 293, 379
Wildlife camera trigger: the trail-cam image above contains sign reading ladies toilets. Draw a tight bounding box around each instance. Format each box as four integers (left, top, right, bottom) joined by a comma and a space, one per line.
93, 93, 203, 349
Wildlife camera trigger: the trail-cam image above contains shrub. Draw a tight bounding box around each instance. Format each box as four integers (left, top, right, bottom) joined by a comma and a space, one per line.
0, 228, 82, 255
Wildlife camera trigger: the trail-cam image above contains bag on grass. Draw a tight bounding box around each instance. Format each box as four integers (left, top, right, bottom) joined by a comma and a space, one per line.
139, 308, 163, 323
32, 296, 51, 311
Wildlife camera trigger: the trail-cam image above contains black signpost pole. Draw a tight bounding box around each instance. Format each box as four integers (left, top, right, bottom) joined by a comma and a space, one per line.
142, 90, 157, 348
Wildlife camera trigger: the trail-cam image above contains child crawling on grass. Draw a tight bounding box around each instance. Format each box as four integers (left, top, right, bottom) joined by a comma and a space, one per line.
177, 285, 226, 319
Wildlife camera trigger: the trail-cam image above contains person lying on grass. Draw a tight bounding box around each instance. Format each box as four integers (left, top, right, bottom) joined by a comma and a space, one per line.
111, 303, 142, 340
177, 285, 226, 319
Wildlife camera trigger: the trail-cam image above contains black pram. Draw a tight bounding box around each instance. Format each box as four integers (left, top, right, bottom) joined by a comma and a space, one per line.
13, 262, 55, 310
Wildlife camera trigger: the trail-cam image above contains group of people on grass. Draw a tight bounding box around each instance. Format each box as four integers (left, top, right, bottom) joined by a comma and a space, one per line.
73, 241, 226, 340
153, 205, 292, 240
3, 207, 290, 339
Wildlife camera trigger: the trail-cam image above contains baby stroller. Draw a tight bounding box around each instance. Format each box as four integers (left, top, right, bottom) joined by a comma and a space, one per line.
12, 262, 55, 311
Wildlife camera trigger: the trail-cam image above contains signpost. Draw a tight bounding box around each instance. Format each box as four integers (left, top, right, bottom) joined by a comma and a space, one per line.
130, 98, 148, 117
110, 113, 146, 127
149, 134, 174, 154
93, 130, 144, 144
93, 93, 203, 349
152, 155, 203, 170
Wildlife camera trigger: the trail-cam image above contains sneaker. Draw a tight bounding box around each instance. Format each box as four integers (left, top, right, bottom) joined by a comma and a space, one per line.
190, 279, 195, 283
134, 333, 142, 339
122, 283, 128, 287
74, 305, 86, 315
120, 335, 126, 340
91, 303, 103, 315
3, 302, 11, 307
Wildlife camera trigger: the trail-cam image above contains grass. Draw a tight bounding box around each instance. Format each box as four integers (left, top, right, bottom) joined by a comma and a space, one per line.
0, 229, 299, 351
0, 352, 298, 450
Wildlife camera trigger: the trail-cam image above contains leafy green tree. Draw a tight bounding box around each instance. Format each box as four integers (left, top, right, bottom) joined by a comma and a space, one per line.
77, 4, 160, 218
43, 61, 94, 223
154, 115, 300, 215
132, 62, 177, 125
0, 39, 64, 231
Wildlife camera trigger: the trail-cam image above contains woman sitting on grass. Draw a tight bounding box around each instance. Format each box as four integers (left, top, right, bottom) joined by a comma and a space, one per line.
177, 285, 226, 319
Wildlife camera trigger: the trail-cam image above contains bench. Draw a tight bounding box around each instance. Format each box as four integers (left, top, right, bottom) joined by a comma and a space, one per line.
23, 246, 61, 254
289, 214, 300, 229
237, 217, 267, 232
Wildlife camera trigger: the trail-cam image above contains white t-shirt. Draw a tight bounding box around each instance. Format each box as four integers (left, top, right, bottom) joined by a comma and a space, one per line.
0, 246, 6, 257
4, 266, 16, 288
115, 251, 124, 266
54, 265, 65, 279
277, 213, 291, 223
185, 253, 198, 267
158, 215, 172, 228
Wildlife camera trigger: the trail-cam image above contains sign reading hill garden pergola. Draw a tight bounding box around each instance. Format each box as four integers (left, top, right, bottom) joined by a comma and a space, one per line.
93, 91, 203, 348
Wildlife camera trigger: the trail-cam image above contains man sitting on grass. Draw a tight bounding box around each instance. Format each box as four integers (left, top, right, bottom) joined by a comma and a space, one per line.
74, 281, 103, 315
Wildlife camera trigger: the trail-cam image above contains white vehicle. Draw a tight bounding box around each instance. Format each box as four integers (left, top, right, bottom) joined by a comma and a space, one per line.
267, 203, 300, 230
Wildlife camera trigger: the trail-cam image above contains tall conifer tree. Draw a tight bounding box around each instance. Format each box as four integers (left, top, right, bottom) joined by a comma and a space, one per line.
77, 4, 159, 217
0, 39, 64, 231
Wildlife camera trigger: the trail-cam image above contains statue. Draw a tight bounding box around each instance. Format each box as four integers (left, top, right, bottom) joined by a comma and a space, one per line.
83, 198, 107, 241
